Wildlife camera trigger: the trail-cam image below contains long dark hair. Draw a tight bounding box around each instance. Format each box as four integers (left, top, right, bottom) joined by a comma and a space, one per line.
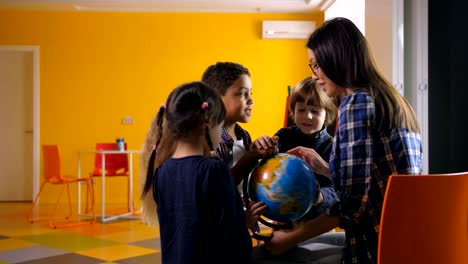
141, 81, 226, 197
307, 17, 419, 133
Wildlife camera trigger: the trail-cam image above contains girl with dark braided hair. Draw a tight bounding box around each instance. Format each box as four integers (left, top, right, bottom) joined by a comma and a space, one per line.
141, 81, 252, 264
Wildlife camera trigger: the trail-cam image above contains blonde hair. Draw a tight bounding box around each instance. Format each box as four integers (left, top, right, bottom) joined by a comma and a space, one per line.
140, 108, 163, 227
289, 77, 337, 126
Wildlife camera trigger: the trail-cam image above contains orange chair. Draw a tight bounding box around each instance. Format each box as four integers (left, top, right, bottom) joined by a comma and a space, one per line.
28, 145, 95, 228
378, 172, 468, 264
90, 143, 133, 222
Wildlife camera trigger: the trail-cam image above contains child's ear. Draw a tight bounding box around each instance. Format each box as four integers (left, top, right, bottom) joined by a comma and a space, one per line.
289, 111, 295, 120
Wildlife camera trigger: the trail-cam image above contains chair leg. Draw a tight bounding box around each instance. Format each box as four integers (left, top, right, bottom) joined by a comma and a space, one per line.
84, 181, 89, 213
49, 184, 67, 229
66, 183, 73, 219
28, 182, 47, 223
29, 179, 96, 229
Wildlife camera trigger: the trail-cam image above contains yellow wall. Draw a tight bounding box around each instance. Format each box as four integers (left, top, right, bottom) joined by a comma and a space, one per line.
0, 10, 323, 204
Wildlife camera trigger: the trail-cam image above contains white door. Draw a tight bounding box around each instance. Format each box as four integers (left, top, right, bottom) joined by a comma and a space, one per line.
0, 51, 34, 201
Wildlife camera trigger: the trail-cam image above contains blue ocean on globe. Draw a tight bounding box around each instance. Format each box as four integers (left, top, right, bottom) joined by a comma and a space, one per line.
249, 153, 318, 223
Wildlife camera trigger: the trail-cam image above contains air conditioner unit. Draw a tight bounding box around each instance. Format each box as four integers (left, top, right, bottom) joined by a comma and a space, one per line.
262, 20, 316, 39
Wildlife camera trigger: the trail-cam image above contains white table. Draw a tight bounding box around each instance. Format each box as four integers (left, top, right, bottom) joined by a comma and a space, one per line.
77, 149, 141, 223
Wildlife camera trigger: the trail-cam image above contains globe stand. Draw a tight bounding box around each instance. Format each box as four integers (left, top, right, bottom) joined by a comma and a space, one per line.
242, 168, 293, 241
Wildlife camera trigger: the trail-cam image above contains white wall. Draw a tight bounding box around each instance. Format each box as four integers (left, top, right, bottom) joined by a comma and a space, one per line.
325, 0, 366, 35
324, 0, 394, 83
365, 0, 393, 83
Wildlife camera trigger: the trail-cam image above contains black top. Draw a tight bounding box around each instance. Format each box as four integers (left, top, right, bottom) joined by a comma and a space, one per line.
153, 156, 252, 264
275, 126, 333, 160
274, 126, 337, 219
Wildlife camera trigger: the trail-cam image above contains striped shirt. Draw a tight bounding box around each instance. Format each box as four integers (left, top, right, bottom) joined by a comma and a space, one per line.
326, 92, 423, 264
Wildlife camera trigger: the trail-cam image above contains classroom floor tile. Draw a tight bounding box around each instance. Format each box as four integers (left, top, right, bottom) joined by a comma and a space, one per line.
0, 245, 68, 263
18, 232, 118, 252
0, 239, 37, 252
15, 253, 103, 264
77, 244, 157, 262
129, 238, 161, 250
0, 203, 160, 264
117, 252, 162, 264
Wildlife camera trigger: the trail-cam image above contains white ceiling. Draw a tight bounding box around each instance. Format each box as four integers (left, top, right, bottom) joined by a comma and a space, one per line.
0, 0, 332, 13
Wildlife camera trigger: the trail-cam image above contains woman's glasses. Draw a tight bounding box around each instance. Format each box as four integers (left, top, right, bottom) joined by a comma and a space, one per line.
308, 63, 319, 76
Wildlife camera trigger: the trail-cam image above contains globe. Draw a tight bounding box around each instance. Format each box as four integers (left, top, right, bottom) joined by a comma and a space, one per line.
247, 153, 318, 223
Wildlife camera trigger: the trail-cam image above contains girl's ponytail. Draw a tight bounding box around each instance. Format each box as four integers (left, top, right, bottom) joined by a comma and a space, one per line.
141, 105, 165, 198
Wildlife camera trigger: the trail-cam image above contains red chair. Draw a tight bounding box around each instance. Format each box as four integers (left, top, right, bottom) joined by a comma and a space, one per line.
28, 145, 95, 228
91, 143, 133, 222
92, 143, 129, 177
378, 172, 468, 264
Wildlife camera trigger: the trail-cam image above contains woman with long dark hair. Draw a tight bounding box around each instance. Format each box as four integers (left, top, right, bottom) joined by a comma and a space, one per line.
265, 17, 423, 264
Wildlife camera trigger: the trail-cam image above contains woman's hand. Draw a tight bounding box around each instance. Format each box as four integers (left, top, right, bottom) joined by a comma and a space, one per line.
287, 146, 331, 178
245, 201, 267, 229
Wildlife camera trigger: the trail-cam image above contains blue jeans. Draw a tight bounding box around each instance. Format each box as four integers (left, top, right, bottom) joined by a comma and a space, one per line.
252, 232, 345, 264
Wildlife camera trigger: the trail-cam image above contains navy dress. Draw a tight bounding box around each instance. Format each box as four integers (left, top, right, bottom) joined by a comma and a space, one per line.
153, 156, 252, 264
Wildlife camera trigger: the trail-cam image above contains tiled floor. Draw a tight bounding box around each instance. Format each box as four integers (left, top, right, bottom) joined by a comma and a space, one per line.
0, 202, 327, 263
0, 203, 161, 264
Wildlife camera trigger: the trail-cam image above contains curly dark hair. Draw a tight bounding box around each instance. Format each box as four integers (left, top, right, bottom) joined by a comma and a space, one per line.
201, 62, 250, 95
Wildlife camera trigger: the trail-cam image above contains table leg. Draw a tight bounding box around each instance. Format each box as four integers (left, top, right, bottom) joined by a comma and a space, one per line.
129, 152, 134, 213
77, 152, 81, 214
101, 153, 106, 223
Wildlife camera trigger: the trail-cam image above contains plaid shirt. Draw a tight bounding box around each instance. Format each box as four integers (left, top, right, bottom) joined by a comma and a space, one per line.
216, 124, 252, 167
216, 124, 261, 235
327, 92, 423, 264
